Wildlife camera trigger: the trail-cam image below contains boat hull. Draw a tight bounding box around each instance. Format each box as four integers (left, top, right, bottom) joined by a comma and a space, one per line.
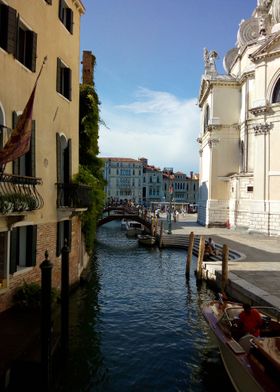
202, 301, 280, 392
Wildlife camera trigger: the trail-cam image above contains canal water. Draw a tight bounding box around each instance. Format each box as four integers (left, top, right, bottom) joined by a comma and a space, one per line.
56, 222, 234, 392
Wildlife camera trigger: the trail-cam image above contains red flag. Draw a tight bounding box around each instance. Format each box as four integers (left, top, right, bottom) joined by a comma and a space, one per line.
0, 57, 46, 168
0, 86, 36, 166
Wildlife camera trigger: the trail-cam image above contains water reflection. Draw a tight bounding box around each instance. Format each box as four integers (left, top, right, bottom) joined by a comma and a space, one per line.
56, 222, 234, 392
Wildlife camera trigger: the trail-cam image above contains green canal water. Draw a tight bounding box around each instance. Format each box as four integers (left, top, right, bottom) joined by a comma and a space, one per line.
56, 221, 234, 392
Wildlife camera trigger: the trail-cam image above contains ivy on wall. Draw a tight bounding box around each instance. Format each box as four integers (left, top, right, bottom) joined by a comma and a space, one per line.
76, 84, 106, 253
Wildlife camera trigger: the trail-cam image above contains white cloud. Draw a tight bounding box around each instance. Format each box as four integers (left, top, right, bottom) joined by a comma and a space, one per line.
98, 87, 200, 173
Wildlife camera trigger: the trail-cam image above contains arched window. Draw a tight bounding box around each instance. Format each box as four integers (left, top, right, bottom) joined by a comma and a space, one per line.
272, 78, 280, 103
204, 105, 209, 134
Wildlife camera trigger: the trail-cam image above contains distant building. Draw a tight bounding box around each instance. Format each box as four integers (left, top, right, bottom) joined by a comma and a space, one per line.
142, 163, 164, 207
197, 0, 280, 235
103, 158, 143, 204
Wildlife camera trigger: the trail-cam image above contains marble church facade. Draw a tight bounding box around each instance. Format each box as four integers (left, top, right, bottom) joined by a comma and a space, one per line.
197, 0, 280, 235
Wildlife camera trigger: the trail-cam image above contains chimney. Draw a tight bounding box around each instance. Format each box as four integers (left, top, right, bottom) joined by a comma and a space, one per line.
81, 50, 96, 85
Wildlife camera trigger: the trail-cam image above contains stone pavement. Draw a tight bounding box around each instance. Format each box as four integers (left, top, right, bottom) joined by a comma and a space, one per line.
160, 213, 280, 309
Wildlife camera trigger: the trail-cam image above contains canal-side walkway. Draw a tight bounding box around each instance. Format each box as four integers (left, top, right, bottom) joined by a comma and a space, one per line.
160, 213, 280, 309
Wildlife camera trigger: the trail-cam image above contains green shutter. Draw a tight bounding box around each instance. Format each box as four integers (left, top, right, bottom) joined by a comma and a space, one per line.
26, 225, 37, 267
67, 138, 72, 180
6, 5, 17, 55
66, 8, 73, 34
65, 219, 72, 249
9, 229, 18, 274
26, 30, 37, 72
56, 133, 62, 183
56, 222, 62, 257
56, 58, 62, 94
65, 67, 72, 100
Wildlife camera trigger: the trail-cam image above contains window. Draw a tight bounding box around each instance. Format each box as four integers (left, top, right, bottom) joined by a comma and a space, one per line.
10, 225, 37, 273
17, 21, 37, 71
0, 3, 16, 53
12, 113, 36, 176
57, 58, 72, 100
59, 0, 73, 33
56, 220, 72, 256
0, 231, 8, 288
45, 0, 52, 4
272, 79, 280, 103
247, 186, 253, 192
0, 4, 37, 72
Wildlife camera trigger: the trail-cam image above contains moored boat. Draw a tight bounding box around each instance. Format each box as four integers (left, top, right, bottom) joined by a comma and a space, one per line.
125, 220, 144, 237
202, 297, 280, 391
137, 234, 156, 246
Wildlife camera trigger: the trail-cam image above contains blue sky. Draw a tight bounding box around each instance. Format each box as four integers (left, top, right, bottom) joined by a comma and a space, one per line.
80, 0, 256, 173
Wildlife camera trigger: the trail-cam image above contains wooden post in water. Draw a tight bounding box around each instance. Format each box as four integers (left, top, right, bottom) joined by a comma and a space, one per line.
221, 244, 229, 291
196, 235, 205, 280
154, 218, 158, 236
159, 221, 163, 248
185, 231, 194, 277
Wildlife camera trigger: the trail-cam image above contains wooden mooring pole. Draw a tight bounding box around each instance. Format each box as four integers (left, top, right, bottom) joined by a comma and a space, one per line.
221, 244, 229, 292
196, 235, 205, 280
159, 221, 163, 248
185, 231, 194, 277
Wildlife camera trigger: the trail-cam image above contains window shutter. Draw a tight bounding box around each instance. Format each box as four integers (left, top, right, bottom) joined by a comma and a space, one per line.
10, 228, 18, 274
67, 138, 72, 180
56, 58, 62, 94
58, 0, 64, 22
26, 225, 37, 266
66, 8, 73, 34
56, 133, 62, 183
65, 67, 72, 100
56, 222, 62, 257
6, 5, 17, 55
30, 120, 36, 177
65, 219, 72, 250
26, 30, 37, 72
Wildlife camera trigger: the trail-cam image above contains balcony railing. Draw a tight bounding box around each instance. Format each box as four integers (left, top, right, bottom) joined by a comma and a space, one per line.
0, 173, 43, 214
56, 183, 93, 209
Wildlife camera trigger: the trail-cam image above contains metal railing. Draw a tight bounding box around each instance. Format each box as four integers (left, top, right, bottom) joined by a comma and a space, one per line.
0, 173, 44, 214
56, 182, 93, 209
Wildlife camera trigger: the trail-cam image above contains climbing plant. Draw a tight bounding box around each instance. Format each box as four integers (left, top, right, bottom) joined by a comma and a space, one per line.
77, 83, 106, 253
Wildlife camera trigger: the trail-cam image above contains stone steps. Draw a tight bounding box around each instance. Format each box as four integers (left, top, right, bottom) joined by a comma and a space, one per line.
159, 234, 240, 261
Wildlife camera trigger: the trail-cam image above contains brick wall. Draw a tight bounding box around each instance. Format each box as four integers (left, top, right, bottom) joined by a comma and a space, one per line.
0, 217, 87, 313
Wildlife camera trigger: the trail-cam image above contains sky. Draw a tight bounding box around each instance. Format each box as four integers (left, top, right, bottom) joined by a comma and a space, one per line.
80, 0, 256, 174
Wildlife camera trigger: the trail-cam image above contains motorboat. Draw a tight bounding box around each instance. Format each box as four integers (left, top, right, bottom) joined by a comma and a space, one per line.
202, 297, 280, 392
125, 220, 144, 237
137, 234, 156, 246
120, 218, 127, 229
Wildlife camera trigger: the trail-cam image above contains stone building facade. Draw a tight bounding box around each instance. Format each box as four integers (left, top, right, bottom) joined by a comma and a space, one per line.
0, 0, 89, 312
198, 0, 280, 235
103, 158, 143, 204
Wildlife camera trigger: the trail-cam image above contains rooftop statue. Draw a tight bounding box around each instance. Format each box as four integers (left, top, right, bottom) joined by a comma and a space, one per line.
204, 48, 219, 76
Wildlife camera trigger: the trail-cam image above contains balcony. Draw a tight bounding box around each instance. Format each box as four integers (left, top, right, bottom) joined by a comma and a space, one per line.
0, 173, 43, 215
56, 183, 93, 209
